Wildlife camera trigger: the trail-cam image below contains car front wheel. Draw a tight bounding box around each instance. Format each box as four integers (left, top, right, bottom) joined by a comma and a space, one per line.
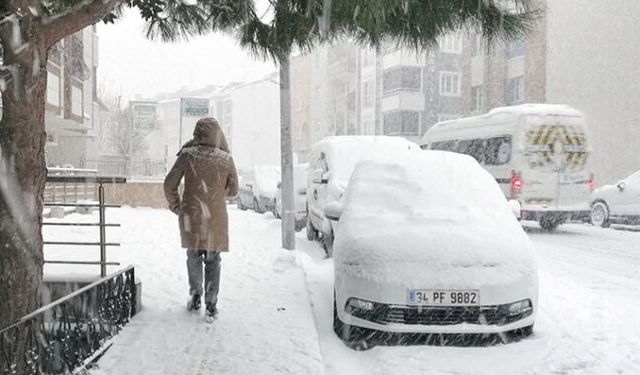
333, 294, 374, 350
591, 202, 611, 228
306, 215, 318, 241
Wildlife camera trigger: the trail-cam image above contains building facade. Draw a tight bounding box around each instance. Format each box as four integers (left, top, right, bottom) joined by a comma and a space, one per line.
458, 0, 640, 184
44, 26, 101, 168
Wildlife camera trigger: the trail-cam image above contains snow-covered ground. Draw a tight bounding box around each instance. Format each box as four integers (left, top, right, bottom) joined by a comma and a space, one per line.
43, 208, 640, 374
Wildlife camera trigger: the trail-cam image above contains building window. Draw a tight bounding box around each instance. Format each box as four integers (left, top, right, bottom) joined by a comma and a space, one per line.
506, 76, 525, 105
383, 111, 420, 135
71, 84, 83, 116
471, 86, 485, 112
383, 66, 421, 93
439, 71, 461, 97
47, 72, 61, 107
69, 34, 86, 80
439, 33, 462, 54
506, 38, 526, 59
363, 80, 374, 107
49, 43, 63, 66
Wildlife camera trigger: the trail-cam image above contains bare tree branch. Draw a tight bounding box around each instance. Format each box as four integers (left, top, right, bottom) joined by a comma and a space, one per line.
42, 0, 126, 48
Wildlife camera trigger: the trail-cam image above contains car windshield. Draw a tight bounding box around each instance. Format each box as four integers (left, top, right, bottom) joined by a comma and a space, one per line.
2, 1, 639, 374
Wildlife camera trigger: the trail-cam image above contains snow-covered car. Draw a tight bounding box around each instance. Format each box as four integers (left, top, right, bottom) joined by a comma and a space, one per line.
306, 136, 419, 256
590, 169, 640, 227
274, 164, 308, 230
251, 165, 281, 214
237, 182, 255, 211
329, 151, 539, 349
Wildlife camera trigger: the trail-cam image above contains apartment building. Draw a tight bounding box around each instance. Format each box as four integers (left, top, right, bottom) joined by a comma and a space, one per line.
44, 26, 101, 168
459, 0, 640, 184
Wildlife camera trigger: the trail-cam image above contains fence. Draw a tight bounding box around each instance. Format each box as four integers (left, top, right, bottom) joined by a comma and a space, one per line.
80, 159, 166, 178
45, 168, 98, 204
43, 175, 127, 277
0, 266, 137, 374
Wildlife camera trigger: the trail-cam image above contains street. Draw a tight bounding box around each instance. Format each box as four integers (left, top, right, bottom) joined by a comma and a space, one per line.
43, 207, 640, 374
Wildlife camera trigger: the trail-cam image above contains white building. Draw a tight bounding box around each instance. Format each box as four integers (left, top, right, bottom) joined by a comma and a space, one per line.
225, 73, 281, 173
544, 0, 640, 183
43, 25, 102, 168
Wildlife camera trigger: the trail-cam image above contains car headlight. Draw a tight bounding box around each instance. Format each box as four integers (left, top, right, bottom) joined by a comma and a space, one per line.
346, 297, 375, 312
507, 299, 532, 316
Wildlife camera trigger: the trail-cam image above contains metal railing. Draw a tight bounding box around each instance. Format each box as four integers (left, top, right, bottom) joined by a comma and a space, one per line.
43, 175, 127, 277
80, 159, 166, 178
0, 266, 137, 375
45, 168, 99, 204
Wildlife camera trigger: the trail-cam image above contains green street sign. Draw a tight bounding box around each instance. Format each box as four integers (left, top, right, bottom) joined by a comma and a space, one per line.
182, 98, 210, 118
131, 101, 157, 131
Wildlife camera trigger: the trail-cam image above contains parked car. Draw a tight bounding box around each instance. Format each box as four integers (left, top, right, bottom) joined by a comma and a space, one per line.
306, 136, 418, 256
590, 169, 640, 227
274, 164, 308, 230
328, 151, 539, 349
237, 182, 255, 211
253, 165, 280, 214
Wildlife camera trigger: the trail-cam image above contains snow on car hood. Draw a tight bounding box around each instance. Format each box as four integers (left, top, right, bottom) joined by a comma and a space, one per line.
333, 151, 538, 288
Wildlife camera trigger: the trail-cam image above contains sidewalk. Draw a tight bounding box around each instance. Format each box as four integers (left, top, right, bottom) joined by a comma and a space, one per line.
46, 207, 325, 375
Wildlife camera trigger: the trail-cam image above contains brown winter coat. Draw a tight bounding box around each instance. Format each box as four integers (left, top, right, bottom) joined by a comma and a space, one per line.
164, 118, 238, 251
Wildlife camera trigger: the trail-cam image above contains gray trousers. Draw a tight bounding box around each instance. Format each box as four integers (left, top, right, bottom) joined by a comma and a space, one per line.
186, 250, 221, 306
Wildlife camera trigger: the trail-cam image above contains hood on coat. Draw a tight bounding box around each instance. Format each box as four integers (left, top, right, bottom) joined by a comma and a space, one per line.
177, 117, 230, 155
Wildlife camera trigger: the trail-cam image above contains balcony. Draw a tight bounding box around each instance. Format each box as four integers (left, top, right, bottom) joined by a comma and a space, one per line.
382, 91, 425, 112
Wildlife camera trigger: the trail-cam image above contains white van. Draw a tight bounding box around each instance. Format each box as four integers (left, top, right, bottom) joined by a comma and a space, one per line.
306, 136, 418, 255
420, 104, 594, 231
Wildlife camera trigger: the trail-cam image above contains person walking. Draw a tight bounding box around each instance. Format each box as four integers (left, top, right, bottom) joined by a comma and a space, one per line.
164, 117, 238, 322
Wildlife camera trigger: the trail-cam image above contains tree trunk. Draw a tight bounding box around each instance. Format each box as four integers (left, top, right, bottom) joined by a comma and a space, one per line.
279, 57, 295, 250
0, 15, 48, 373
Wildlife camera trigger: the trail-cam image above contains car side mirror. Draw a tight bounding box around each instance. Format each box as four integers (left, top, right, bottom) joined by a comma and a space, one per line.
617, 181, 626, 191
324, 201, 343, 221
313, 169, 330, 184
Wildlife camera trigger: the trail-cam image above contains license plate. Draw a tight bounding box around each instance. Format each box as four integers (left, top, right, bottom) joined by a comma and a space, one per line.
560, 173, 587, 184
408, 290, 480, 306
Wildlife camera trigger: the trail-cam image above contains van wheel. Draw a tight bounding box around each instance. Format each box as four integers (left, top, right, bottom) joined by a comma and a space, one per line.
539, 217, 559, 232
591, 202, 610, 228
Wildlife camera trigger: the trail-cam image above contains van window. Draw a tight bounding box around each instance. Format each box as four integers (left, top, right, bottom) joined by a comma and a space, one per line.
428, 136, 511, 165
485, 136, 512, 165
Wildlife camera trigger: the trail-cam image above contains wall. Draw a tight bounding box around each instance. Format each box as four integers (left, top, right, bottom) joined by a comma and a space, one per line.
546, 0, 640, 183
229, 75, 281, 172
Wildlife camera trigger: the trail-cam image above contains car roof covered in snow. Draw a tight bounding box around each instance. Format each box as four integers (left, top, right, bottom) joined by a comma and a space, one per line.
312, 136, 418, 183
334, 151, 537, 287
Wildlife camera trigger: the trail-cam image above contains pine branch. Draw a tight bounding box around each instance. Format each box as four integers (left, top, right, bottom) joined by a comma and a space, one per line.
42, 0, 126, 48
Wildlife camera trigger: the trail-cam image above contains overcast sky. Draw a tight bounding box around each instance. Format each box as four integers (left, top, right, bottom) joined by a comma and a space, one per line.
97, 9, 277, 101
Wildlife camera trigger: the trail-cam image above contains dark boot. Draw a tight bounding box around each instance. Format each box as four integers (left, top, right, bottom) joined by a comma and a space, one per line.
187, 294, 201, 311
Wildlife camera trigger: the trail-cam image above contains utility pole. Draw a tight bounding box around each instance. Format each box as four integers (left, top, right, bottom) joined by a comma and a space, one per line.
129, 101, 134, 177
279, 56, 295, 250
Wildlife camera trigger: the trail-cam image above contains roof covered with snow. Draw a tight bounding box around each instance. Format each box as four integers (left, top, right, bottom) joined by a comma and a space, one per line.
313, 136, 419, 184
334, 151, 537, 288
